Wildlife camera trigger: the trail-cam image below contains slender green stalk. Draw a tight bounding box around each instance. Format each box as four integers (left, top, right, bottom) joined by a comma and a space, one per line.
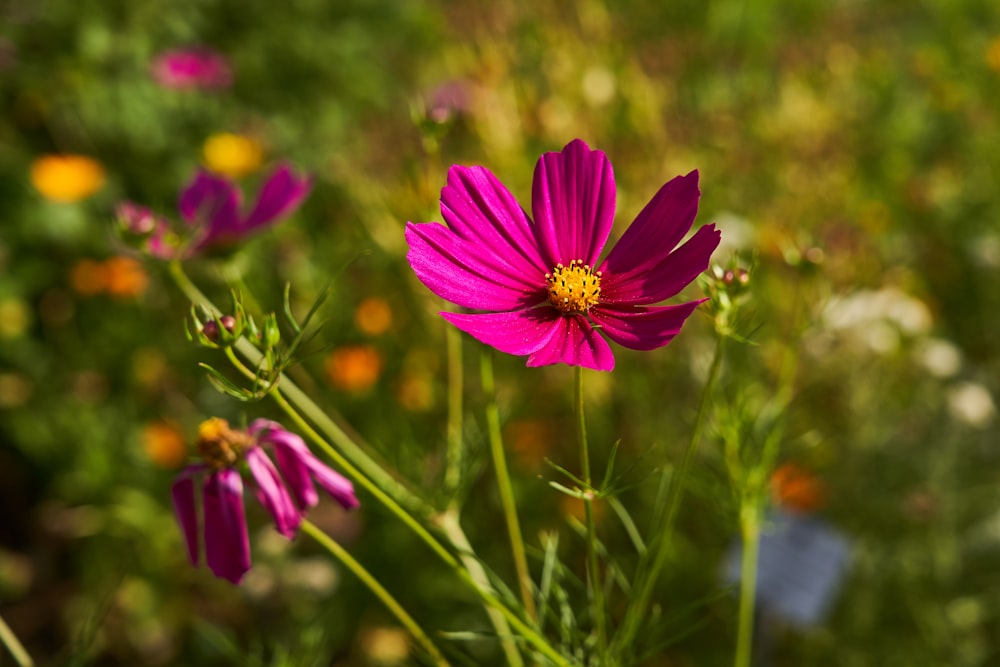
614, 333, 726, 653
575, 366, 606, 653
481, 350, 536, 622
444, 324, 464, 496
300, 520, 450, 667
734, 504, 761, 667
0, 615, 33, 667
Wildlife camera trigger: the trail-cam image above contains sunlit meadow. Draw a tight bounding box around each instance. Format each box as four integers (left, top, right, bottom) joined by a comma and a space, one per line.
2, 1, 1000, 666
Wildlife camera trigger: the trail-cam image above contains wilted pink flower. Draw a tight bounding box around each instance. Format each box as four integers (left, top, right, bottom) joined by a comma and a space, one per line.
119, 162, 312, 259
151, 48, 233, 90
406, 139, 721, 371
171, 418, 358, 584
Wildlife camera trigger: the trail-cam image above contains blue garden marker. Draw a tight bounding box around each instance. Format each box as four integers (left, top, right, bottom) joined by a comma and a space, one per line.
723, 509, 851, 627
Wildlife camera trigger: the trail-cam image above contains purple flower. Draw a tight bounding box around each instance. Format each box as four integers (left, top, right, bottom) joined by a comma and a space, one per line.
405, 139, 721, 372
120, 162, 312, 259
171, 418, 358, 584
151, 48, 233, 90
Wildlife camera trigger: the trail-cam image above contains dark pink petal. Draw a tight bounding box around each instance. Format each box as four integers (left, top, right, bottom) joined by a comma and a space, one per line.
598, 171, 702, 286
590, 301, 705, 351
440, 165, 550, 277
532, 139, 616, 267
246, 447, 301, 538
441, 309, 562, 356
203, 470, 251, 584
251, 420, 317, 509
303, 458, 359, 510
601, 223, 720, 305
178, 170, 242, 231
170, 464, 207, 566
242, 163, 312, 230
406, 223, 547, 311
526, 314, 615, 371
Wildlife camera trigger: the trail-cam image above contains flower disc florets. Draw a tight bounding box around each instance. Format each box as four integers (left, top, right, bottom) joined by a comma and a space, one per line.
196, 418, 251, 469
546, 260, 602, 314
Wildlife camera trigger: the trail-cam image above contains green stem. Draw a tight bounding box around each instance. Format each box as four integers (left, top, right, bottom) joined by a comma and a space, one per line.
575, 366, 606, 654
444, 324, 464, 496
481, 350, 536, 622
0, 615, 33, 667
614, 333, 725, 653
734, 503, 761, 667
300, 520, 450, 667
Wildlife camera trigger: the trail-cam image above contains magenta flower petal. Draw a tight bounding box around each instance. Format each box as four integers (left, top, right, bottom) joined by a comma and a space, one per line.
532, 139, 615, 267
203, 470, 251, 584
170, 464, 207, 566
601, 223, 721, 305
242, 163, 312, 230
440, 165, 550, 276
441, 309, 562, 356
406, 223, 547, 310
152, 48, 232, 90
178, 171, 242, 233
526, 314, 615, 371
246, 447, 301, 538
591, 301, 705, 351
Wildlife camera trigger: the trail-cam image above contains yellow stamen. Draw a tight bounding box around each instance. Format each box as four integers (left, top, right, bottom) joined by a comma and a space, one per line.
196, 417, 252, 469
546, 259, 602, 314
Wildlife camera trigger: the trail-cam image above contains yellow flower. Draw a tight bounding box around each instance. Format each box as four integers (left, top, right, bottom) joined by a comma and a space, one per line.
202, 133, 264, 178
30, 155, 105, 203
325, 345, 383, 392
987, 36, 1000, 72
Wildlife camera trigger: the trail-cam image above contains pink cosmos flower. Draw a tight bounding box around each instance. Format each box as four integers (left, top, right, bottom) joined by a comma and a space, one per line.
151, 48, 233, 90
171, 418, 358, 584
118, 162, 312, 259
405, 139, 721, 371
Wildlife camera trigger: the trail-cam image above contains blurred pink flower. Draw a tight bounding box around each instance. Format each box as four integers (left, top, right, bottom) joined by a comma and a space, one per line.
119, 162, 312, 259
151, 48, 233, 90
425, 79, 473, 123
171, 418, 358, 584
406, 139, 720, 371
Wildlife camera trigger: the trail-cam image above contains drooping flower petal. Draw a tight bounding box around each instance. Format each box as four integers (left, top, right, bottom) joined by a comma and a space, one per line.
441, 309, 562, 356
601, 223, 721, 305
532, 139, 616, 267
406, 223, 547, 311
590, 301, 705, 351
525, 314, 615, 371
179, 171, 241, 230
246, 447, 301, 538
242, 163, 312, 230
203, 470, 251, 584
170, 464, 207, 566
440, 165, 550, 277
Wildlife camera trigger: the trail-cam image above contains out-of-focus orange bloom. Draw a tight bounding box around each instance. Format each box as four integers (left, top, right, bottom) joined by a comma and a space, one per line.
559, 492, 606, 524
504, 419, 555, 471
202, 133, 263, 178
354, 297, 393, 336
103, 256, 149, 298
325, 345, 382, 392
770, 462, 826, 513
69, 259, 108, 295
395, 371, 434, 411
142, 421, 188, 469
987, 37, 1000, 72
30, 155, 105, 202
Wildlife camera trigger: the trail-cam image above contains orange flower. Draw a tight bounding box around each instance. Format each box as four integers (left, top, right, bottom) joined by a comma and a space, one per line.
504, 420, 554, 471
354, 297, 393, 336
770, 462, 826, 514
325, 345, 382, 392
30, 155, 105, 203
142, 421, 188, 469
68, 259, 108, 295
202, 133, 263, 178
395, 371, 434, 411
103, 256, 148, 298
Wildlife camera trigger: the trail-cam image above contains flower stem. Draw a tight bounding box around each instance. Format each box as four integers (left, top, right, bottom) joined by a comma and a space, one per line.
734, 504, 761, 667
575, 366, 606, 654
300, 520, 450, 667
0, 615, 33, 667
614, 333, 725, 655
444, 324, 464, 496
481, 350, 536, 622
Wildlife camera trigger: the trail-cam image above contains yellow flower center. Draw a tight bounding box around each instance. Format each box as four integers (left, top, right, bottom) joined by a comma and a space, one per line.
196, 417, 253, 469
546, 260, 602, 314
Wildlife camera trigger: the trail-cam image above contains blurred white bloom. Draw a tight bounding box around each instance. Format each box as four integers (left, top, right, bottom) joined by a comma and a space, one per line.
969, 232, 1000, 268
582, 66, 616, 106
914, 338, 963, 378
283, 556, 339, 595
947, 382, 995, 429
822, 287, 933, 353
712, 212, 756, 255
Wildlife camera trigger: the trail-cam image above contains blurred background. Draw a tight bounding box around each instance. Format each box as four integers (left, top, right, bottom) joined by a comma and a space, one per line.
2, 0, 1000, 664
